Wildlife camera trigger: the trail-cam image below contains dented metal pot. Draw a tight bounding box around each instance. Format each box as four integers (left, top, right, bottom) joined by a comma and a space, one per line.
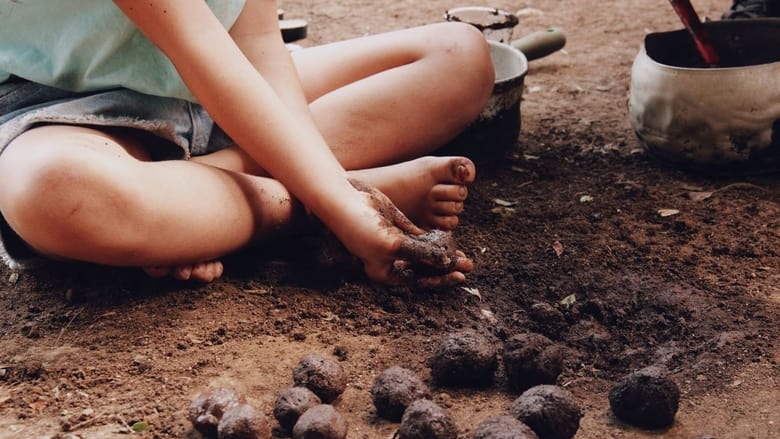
629, 18, 780, 174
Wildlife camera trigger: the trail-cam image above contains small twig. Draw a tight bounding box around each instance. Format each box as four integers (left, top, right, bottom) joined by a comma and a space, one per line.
713, 182, 769, 193
66, 412, 107, 432
114, 414, 134, 432
54, 306, 84, 346
679, 182, 770, 199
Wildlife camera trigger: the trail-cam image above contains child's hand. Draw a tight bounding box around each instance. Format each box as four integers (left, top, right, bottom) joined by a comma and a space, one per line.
343, 179, 473, 288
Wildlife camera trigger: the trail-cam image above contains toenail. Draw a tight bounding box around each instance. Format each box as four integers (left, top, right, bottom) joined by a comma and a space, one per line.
455, 163, 469, 181
456, 164, 469, 181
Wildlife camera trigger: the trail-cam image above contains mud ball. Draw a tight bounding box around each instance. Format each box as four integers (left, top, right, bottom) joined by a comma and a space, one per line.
472, 416, 539, 439
502, 333, 564, 393
404, 229, 459, 276
609, 366, 680, 429
273, 386, 322, 432
188, 387, 244, 437
217, 402, 271, 439
397, 399, 458, 439
371, 366, 432, 421
509, 385, 582, 439
291, 404, 348, 439
429, 330, 498, 387
292, 354, 347, 403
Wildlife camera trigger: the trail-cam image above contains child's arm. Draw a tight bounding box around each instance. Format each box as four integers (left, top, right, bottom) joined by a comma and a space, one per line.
112, 0, 345, 212
228, 0, 315, 129
111, 0, 468, 286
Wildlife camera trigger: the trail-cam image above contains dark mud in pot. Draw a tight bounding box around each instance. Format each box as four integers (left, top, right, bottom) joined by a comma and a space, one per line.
442, 40, 527, 164
646, 19, 780, 68
444, 6, 519, 43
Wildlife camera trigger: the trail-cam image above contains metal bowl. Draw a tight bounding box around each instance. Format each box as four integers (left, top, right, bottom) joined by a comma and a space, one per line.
444, 40, 528, 161
629, 19, 780, 174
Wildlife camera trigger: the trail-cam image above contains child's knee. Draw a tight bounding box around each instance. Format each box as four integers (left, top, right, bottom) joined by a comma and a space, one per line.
0, 135, 138, 253
429, 22, 494, 104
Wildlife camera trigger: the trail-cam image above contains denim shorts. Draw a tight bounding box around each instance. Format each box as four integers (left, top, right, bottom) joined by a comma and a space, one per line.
0, 77, 235, 269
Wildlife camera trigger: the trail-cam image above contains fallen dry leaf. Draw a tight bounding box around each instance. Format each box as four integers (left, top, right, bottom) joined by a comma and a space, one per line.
686, 191, 713, 202
560, 294, 577, 308
552, 240, 564, 257
515, 7, 544, 17
462, 287, 482, 301
491, 207, 516, 218
493, 198, 518, 207
480, 309, 498, 324
243, 288, 271, 295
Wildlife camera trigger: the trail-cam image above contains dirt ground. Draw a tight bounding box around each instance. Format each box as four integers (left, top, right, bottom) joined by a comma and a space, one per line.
2, 0, 780, 438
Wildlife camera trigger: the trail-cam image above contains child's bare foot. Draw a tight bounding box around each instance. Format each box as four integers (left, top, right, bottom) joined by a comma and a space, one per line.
143, 260, 224, 282
349, 156, 476, 231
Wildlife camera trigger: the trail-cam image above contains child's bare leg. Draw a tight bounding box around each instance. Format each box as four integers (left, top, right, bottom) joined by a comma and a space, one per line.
209, 22, 493, 172
199, 152, 476, 232
295, 22, 494, 168
348, 156, 475, 231
0, 127, 474, 283
0, 125, 305, 282
201, 23, 489, 230
0, 25, 490, 283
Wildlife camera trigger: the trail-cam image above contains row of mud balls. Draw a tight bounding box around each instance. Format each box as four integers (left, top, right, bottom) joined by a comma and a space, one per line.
188, 330, 680, 438
429, 330, 681, 432
188, 353, 349, 439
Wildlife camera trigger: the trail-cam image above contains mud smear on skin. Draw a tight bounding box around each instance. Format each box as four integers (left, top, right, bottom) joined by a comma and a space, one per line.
348, 178, 463, 282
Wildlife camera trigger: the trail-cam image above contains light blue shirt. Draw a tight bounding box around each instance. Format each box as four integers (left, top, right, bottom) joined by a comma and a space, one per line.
0, 0, 246, 102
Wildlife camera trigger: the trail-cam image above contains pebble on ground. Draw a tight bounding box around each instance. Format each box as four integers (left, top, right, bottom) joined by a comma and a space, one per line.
188, 387, 245, 438
217, 402, 271, 439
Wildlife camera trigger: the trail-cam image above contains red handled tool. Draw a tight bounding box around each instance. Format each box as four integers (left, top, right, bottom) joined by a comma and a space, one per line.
668, 0, 720, 66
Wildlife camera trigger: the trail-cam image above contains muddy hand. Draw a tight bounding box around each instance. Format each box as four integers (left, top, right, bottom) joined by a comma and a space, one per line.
394, 230, 473, 288
349, 178, 472, 287
397, 230, 458, 273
